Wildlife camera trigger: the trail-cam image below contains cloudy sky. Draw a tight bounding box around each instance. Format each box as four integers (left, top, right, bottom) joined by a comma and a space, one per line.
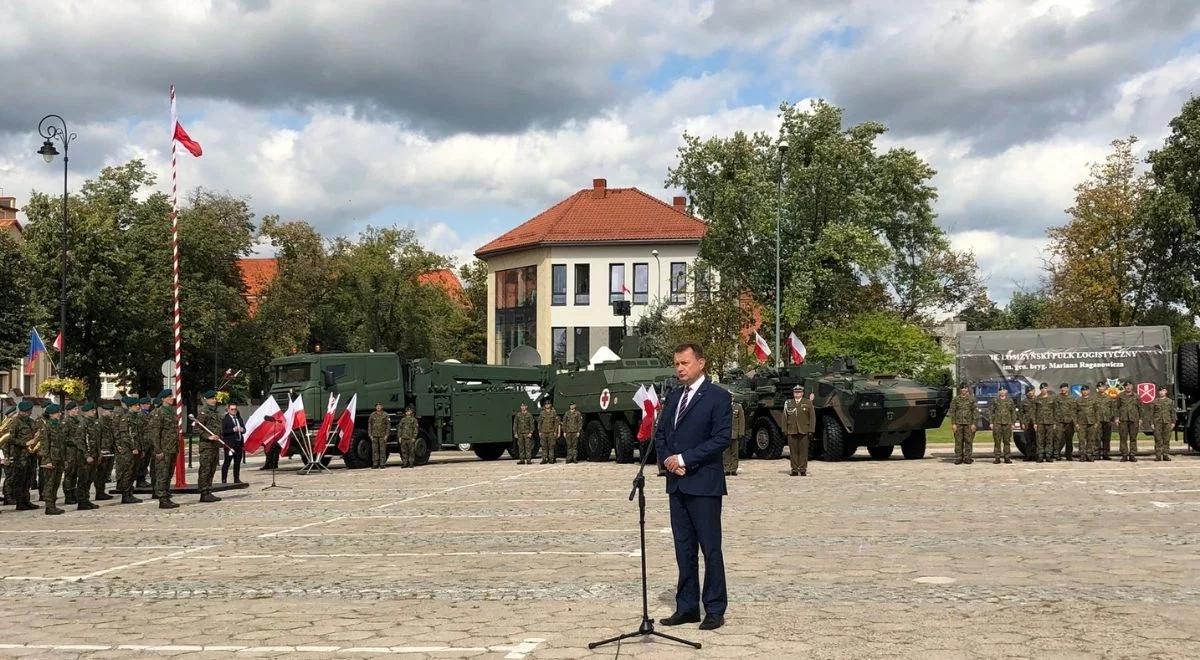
2, 0, 1198, 303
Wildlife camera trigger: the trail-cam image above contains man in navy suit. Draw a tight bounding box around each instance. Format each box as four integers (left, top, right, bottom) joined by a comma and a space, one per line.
655, 342, 732, 631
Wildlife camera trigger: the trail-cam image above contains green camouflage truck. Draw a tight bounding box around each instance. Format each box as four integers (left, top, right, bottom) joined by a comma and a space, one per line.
269, 353, 552, 468
722, 358, 951, 461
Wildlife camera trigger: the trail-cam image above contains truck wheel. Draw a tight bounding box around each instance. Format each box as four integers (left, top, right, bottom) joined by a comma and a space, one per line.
585, 420, 612, 462
613, 420, 636, 464
867, 445, 894, 460
737, 428, 753, 459
901, 430, 927, 460
1187, 414, 1200, 453
1180, 342, 1200, 396
821, 416, 847, 462
506, 436, 542, 460
342, 430, 373, 469
414, 430, 432, 466
1014, 433, 1029, 457
752, 419, 784, 459
472, 444, 506, 461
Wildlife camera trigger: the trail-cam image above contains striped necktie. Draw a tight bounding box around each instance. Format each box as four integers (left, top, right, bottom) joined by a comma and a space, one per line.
676, 387, 692, 425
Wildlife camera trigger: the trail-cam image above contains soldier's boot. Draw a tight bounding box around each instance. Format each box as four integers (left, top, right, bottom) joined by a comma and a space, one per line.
16, 502, 39, 511
790, 469, 799, 476
159, 497, 179, 509
95, 490, 114, 501
199, 491, 220, 503
993, 458, 1001, 464
1130, 455, 1137, 462
64, 496, 77, 505
45, 504, 65, 515
800, 468, 807, 476
77, 501, 99, 511
1003, 457, 1013, 464
135, 479, 150, 489
1164, 454, 1172, 461
964, 458, 974, 464
954, 459, 963, 465
120, 492, 142, 504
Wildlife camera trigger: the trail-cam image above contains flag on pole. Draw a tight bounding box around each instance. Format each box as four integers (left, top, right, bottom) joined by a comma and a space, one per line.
25, 329, 47, 375
632, 384, 660, 441
788, 332, 807, 365
244, 396, 282, 454
171, 89, 203, 157
752, 332, 772, 363
52, 331, 63, 352
278, 394, 303, 455
336, 394, 358, 453
313, 393, 340, 457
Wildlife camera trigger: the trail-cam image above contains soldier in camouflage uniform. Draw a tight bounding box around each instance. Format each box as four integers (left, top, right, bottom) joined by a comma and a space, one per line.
61, 402, 80, 505
73, 402, 100, 510
1019, 386, 1037, 461
1035, 385, 1056, 463
151, 390, 179, 509
784, 385, 816, 476
38, 404, 66, 515
114, 397, 143, 503
5, 401, 39, 510
538, 400, 561, 464
988, 387, 1015, 464
1117, 382, 1140, 462
1097, 381, 1116, 460
196, 390, 223, 502
1054, 383, 1076, 461
950, 384, 979, 465
92, 403, 116, 501
397, 407, 418, 468
1149, 386, 1174, 461
724, 398, 745, 476
135, 398, 154, 489
562, 403, 583, 464
1075, 385, 1098, 462
513, 403, 534, 465
368, 403, 389, 469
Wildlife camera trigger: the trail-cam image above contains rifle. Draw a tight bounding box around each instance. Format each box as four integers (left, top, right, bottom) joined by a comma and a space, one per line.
187, 415, 235, 452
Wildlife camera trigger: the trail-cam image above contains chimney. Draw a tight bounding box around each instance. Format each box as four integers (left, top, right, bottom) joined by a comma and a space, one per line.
592, 178, 607, 199
672, 196, 687, 213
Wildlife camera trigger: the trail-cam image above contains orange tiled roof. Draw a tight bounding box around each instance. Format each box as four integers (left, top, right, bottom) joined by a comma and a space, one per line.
0, 219, 21, 233
238, 258, 278, 314
475, 179, 706, 258
418, 268, 466, 306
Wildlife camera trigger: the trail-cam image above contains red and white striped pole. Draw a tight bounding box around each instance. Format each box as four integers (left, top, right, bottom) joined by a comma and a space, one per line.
170, 84, 187, 487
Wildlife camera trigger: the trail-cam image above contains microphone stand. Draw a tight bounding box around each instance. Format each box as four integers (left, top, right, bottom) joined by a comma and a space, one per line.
588, 438, 701, 651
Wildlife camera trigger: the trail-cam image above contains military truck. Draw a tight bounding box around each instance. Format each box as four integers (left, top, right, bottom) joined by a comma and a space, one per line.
723, 358, 951, 461
269, 352, 552, 468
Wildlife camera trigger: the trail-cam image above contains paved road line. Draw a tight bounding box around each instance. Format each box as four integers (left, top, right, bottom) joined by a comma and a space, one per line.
0, 526, 286, 534
286, 527, 641, 537
257, 515, 348, 539
370, 481, 496, 511
188, 549, 641, 559
74, 544, 217, 581
1107, 488, 1200, 495
0, 638, 546, 657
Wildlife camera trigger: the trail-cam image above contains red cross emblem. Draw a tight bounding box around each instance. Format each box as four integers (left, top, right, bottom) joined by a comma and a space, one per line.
1137, 382, 1156, 405
599, 388, 611, 411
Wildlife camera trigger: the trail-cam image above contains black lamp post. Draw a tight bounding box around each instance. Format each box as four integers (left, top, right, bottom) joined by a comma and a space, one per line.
37, 114, 75, 372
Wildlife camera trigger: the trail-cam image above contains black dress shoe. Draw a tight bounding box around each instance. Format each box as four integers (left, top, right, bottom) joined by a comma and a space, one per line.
699, 614, 725, 630
659, 611, 701, 626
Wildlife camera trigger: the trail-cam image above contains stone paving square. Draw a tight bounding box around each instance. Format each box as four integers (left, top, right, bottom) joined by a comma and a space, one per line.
1, 449, 1199, 658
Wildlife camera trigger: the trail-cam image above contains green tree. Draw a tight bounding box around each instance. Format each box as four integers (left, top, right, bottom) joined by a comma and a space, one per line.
457, 259, 489, 363
1005, 290, 1050, 330
956, 293, 1010, 331
666, 100, 981, 341
0, 233, 34, 366
806, 312, 950, 385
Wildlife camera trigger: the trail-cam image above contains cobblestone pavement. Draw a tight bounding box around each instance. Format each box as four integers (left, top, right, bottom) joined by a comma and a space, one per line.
1, 447, 1199, 658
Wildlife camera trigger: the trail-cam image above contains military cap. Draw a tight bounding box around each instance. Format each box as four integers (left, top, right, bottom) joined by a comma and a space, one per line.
202, 389, 217, 398
44, 403, 61, 414
1025, 386, 1036, 393
541, 399, 552, 407
138, 397, 151, 405
1081, 384, 1091, 391
64, 401, 77, 411
81, 402, 96, 412
158, 389, 174, 399
793, 384, 804, 392
101, 402, 115, 410
17, 401, 33, 412
152, 398, 162, 406
1059, 382, 1070, 388
122, 396, 137, 405
1039, 383, 1050, 389
1097, 380, 1107, 387
405, 406, 414, 413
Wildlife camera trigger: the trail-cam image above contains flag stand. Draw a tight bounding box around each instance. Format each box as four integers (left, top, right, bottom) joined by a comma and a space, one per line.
300, 429, 332, 475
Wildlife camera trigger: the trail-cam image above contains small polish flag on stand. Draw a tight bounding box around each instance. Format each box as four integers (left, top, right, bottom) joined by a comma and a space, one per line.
752, 332, 772, 363
632, 385, 661, 441
313, 393, 340, 457
244, 396, 282, 454
788, 332, 807, 365
278, 394, 303, 455
336, 393, 359, 453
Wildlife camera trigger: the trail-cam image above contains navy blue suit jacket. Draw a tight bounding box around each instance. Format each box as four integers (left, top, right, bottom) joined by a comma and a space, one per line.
654, 378, 732, 497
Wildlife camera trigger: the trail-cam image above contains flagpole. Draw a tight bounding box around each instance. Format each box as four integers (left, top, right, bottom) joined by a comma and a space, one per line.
170, 85, 187, 488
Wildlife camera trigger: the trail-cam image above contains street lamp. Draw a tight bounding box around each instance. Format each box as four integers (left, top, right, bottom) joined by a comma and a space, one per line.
37, 114, 75, 372
651, 249, 661, 300
775, 137, 788, 368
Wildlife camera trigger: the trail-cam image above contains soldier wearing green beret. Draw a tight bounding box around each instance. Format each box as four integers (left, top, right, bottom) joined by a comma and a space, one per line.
4, 402, 39, 510
134, 397, 153, 488
91, 402, 116, 501
1075, 385, 1098, 462
74, 402, 101, 509
195, 390, 223, 502
114, 397, 143, 503
150, 390, 179, 508
38, 404, 66, 514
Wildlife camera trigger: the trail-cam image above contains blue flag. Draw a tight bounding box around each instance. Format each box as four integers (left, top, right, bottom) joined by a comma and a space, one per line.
25, 328, 46, 375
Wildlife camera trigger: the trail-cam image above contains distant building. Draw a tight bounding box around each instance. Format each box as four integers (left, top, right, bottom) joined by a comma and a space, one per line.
237, 258, 279, 316
0, 195, 53, 403
417, 268, 466, 306
0, 195, 21, 240
475, 178, 708, 365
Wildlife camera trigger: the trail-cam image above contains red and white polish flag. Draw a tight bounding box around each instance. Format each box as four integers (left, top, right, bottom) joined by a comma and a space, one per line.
752, 332, 772, 363
278, 394, 303, 454
171, 87, 203, 157
244, 396, 282, 454
336, 393, 359, 453
313, 393, 340, 457
788, 332, 807, 365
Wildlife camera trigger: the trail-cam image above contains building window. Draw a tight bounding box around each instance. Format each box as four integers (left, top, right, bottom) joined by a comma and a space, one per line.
632, 263, 649, 305
552, 327, 567, 365
670, 262, 687, 304
494, 265, 537, 364
551, 264, 567, 306
609, 264, 626, 303
573, 327, 590, 364
608, 327, 624, 355
574, 264, 590, 305
696, 266, 711, 303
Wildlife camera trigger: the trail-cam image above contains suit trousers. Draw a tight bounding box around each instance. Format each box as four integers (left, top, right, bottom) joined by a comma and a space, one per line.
668, 491, 727, 617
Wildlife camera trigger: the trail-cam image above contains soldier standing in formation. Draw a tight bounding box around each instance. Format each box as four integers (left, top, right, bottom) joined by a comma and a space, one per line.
74, 403, 100, 510
1118, 382, 1140, 462
39, 404, 65, 514
1020, 386, 1037, 461
397, 407, 418, 468
562, 402, 583, 463
784, 385, 816, 476
1054, 383, 1076, 461
513, 403, 534, 465
5, 402, 38, 510
1098, 381, 1116, 460
1075, 385, 1098, 461
539, 400, 561, 464
134, 398, 153, 488
1149, 386, 1174, 461
151, 390, 179, 509
1035, 385, 1055, 462
724, 398, 745, 476
950, 384, 979, 465
93, 403, 116, 501
195, 390, 223, 502
988, 387, 1015, 464
115, 397, 143, 503
368, 403, 389, 469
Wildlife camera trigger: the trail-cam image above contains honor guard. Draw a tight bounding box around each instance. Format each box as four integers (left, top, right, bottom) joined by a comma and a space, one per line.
114, 397, 143, 503
950, 384, 980, 465
562, 403, 584, 463
151, 390, 179, 509
397, 407, 418, 468
368, 403, 389, 469
1149, 386, 1174, 461
196, 390, 223, 502
1117, 382, 1140, 462
39, 404, 66, 515
513, 403, 534, 465
539, 400, 561, 464
988, 387, 1015, 464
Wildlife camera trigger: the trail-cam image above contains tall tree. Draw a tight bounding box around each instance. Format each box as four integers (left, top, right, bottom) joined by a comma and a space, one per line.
806, 312, 950, 385
0, 233, 33, 366
457, 259, 489, 363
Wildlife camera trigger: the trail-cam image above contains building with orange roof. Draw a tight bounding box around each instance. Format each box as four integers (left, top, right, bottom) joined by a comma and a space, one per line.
0, 195, 22, 241
417, 268, 466, 306
237, 257, 279, 316
475, 178, 708, 365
